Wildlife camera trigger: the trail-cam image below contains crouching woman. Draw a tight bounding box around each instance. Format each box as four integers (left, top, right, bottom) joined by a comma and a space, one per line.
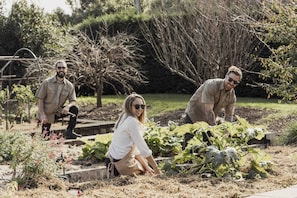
105, 93, 161, 178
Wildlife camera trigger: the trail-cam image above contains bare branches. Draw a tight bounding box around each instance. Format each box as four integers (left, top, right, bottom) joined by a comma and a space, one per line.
140, 0, 262, 86
66, 30, 145, 107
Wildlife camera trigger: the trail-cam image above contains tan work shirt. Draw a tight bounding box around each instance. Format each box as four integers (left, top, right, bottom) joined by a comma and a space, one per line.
185, 78, 236, 124
35, 76, 76, 123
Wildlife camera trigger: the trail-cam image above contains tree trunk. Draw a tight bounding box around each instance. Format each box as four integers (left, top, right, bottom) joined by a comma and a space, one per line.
96, 77, 103, 108
134, 0, 142, 14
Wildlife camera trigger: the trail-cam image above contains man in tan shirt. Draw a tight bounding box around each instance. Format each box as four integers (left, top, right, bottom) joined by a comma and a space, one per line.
184, 65, 242, 126
35, 60, 80, 139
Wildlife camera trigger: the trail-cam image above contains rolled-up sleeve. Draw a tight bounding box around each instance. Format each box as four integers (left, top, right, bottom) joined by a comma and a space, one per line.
35, 80, 47, 99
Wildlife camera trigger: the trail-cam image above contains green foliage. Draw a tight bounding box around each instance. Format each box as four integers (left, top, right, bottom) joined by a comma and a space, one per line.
1, 0, 73, 57
141, 0, 196, 15
77, 121, 183, 162
257, 0, 297, 102
77, 9, 147, 31
99, 9, 141, 23
11, 84, 35, 103
281, 121, 297, 145
78, 134, 113, 162
0, 87, 9, 104
0, 87, 9, 123
11, 84, 36, 121
68, 0, 141, 24
168, 116, 272, 179
144, 120, 183, 157
76, 94, 284, 179
143, 116, 271, 179
0, 131, 59, 188
0, 85, 36, 123
246, 150, 272, 179
76, 112, 272, 180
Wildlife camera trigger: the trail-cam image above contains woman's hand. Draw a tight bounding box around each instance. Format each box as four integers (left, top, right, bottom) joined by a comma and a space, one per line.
146, 166, 155, 175
151, 167, 162, 175
145, 166, 162, 176
145, 155, 163, 176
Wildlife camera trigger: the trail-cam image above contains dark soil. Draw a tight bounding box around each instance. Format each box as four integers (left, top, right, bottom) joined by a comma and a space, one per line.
78, 104, 268, 124
78, 104, 295, 134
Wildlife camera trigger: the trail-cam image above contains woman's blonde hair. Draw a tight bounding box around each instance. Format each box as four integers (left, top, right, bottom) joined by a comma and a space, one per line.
114, 93, 147, 129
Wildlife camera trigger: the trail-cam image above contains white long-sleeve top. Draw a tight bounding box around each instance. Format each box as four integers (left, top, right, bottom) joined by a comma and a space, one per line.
107, 115, 153, 160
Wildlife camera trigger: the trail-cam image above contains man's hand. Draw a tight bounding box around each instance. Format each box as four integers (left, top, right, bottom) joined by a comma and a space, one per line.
204, 103, 216, 126
61, 105, 70, 115
40, 114, 48, 124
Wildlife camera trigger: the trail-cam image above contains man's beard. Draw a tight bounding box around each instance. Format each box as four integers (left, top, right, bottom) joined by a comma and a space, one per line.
57, 71, 65, 78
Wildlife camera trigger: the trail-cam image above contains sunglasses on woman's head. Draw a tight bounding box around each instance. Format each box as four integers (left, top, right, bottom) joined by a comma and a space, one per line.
227, 76, 240, 85
134, 104, 145, 110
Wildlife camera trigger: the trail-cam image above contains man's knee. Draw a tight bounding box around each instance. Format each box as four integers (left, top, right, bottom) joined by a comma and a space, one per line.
69, 105, 79, 115
183, 114, 193, 124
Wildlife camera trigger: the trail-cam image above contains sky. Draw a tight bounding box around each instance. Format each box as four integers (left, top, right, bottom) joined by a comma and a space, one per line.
3, 0, 73, 16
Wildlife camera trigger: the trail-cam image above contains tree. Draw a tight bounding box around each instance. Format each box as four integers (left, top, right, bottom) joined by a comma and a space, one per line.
252, 0, 297, 102
0, 1, 3, 15
66, 0, 138, 24
11, 84, 36, 122
0, 0, 76, 97
66, 0, 186, 21
0, 1, 6, 55
66, 30, 146, 107
134, 0, 142, 14
140, 0, 263, 86
141, 0, 195, 14
0, 0, 71, 57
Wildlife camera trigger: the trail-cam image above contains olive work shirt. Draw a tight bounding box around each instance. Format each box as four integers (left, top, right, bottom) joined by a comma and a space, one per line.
185, 78, 236, 124
35, 76, 76, 123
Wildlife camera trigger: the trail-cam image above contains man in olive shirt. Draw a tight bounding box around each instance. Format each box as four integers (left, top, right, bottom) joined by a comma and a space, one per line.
36, 60, 80, 139
184, 65, 242, 126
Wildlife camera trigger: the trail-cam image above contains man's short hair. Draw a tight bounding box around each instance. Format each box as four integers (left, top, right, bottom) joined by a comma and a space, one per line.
55, 60, 67, 68
227, 65, 242, 79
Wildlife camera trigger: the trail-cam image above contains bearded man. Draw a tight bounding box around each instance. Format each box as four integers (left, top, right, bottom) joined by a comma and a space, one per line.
184, 65, 242, 126
35, 60, 79, 139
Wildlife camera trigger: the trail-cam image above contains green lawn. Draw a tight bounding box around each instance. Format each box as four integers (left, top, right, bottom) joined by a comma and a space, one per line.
237, 97, 297, 120
77, 94, 297, 121
77, 94, 191, 117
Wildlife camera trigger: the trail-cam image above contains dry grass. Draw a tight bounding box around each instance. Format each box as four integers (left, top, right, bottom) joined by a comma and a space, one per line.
0, 146, 295, 198
1, 106, 297, 198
